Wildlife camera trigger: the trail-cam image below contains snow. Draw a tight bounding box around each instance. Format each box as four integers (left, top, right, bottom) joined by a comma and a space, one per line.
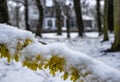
0, 24, 120, 82
0, 59, 44, 82
0, 24, 37, 55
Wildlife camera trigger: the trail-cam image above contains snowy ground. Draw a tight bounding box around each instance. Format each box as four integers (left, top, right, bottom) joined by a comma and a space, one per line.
1, 32, 120, 82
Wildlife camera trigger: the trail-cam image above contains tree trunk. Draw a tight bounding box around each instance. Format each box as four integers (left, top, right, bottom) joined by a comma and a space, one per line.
56, 18, 62, 35
73, 0, 84, 37
65, 5, 71, 38
35, 0, 43, 37
0, 0, 9, 23
103, 0, 109, 41
96, 0, 102, 35
66, 18, 70, 38
55, 2, 62, 35
108, 0, 114, 32
24, 0, 30, 30
15, 6, 20, 27
111, 0, 120, 51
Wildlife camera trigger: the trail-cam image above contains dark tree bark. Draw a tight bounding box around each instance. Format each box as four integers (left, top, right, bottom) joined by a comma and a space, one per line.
35, 0, 43, 37
108, 0, 114, 32
96, 0, 102, 35
0, 0, 9, 23
65, 5, 71, 38
24, 0, 30, 30
53, 1, 62, 35
15, 6, 20, 27
73, 0, 84, 37
110, 0, 120, 51
66, 18, 70, 38
56, 7, 62, 35
103, 0, 109, 41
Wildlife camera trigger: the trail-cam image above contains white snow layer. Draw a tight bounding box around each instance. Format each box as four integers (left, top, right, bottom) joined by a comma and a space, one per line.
0, 24, 120, 82
0, 24, 37, 55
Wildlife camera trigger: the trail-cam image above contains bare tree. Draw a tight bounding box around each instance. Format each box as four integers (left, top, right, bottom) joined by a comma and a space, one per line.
96, 0, 102, 35
64, 4, 72, 38
103, 0, 109, 41
73, 0, 84, 37
108, 0, 114, 32
53, 0, 63, 35
15, 5, 20, 27
0, 0, 9, 23
9, 0, 30, 29
24, 0, 30, 30
35, 0, 43, 37
110, 0, 120, 51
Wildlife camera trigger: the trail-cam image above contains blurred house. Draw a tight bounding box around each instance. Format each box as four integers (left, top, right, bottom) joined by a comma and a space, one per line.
7, 0, 95, 32
28, 0, 95, 32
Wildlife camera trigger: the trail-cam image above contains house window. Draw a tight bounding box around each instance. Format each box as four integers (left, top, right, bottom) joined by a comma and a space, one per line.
33, 10, 38, 14
48, 20, 53, 27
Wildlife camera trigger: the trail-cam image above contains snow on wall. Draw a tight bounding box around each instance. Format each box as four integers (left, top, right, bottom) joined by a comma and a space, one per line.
0, 24, 120, 82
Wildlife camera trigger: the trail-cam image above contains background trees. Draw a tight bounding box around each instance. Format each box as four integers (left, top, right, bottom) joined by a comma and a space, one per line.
2, 0, 120, 52
0, 0, 9, 23
73, 0, 84, 37
8, 0, 30, 30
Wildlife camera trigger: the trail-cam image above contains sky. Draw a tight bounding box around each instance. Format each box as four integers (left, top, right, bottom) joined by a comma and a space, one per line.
46, 0, 53, 6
